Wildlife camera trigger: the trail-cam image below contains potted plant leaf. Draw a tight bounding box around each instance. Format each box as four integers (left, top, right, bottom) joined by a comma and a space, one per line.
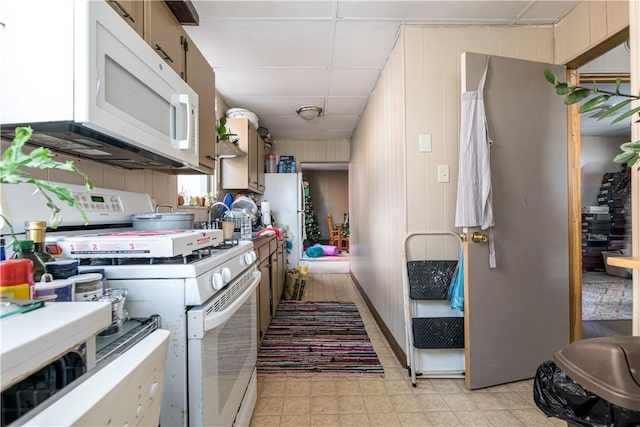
544, 69, 640, 168
0, 126, 93, 246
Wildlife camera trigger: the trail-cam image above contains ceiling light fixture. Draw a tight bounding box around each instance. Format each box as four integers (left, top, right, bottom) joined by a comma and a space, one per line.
296, 105, 323, 120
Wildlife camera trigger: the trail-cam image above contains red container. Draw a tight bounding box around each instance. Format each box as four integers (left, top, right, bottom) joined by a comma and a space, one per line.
0, 259, 34, 299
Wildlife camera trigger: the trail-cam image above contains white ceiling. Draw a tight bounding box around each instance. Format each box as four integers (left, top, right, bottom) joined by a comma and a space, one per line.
185, 1, 594, 141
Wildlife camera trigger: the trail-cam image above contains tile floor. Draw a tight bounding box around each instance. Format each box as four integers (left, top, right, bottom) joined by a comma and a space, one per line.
250, 273, 566, 427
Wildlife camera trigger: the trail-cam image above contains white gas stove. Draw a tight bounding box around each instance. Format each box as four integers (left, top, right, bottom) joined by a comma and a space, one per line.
1, 182, 260, 427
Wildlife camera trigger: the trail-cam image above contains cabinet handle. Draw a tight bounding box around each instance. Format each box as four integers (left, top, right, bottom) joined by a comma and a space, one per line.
109, 1, 135, 23
154, 44, 174, 63
205, 155, 215, 161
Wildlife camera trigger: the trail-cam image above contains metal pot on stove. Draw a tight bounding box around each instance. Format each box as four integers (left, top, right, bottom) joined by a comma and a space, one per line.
131, 204, 194, 231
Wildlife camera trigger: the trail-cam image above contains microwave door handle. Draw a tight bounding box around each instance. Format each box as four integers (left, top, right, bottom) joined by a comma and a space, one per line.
171, 94, 191, 150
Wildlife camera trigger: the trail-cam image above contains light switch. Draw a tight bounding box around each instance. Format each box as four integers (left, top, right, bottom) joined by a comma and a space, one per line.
419, 134, 432, 152
437, 165, 450, 183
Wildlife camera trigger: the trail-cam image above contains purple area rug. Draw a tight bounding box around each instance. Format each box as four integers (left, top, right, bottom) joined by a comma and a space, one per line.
257, 301, 384, 375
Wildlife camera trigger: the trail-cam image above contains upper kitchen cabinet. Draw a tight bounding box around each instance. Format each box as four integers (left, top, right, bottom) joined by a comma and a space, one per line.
221, 118, 266, 194
144, 0, 187, 79
185, 38, 216, 173
106, 0, 144, 36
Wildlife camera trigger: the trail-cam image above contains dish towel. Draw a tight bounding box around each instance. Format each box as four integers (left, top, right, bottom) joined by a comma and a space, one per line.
454, 57, 496, 268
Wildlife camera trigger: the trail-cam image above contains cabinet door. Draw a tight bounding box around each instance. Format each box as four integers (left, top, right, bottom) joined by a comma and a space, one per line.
270, 252, 279, 316
258, 259, 272, 340
186, 38, 215, 171
144, 1, 186, 79
220, 118, 264, 194
221, 118, 251, 190
257, 136, 265, 192
107, 0, 144, 36
248, 126, 259, 191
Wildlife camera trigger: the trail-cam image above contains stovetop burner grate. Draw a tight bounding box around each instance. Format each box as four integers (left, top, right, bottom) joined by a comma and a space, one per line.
78, 241, 240, 266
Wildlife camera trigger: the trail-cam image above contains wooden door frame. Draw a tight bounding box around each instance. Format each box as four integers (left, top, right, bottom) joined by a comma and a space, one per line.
565, 29, 630, 342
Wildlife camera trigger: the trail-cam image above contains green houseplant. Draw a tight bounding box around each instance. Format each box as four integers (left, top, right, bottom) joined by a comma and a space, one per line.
0, 127, 93, 244
544, 69, 640, 167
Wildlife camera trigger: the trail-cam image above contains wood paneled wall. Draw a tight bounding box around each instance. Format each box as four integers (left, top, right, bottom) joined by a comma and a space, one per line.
350, 26, 555, 354
271, 140, 350, 164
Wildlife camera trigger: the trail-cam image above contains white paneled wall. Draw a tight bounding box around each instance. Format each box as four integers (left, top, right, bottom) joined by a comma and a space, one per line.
350, 25, 555, 354
350, 30, 406, 349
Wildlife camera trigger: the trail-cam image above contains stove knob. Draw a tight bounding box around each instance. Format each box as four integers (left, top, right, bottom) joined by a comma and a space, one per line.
212, 272, 224, 290
244, 252, 254, 265
221, 267, 232, 283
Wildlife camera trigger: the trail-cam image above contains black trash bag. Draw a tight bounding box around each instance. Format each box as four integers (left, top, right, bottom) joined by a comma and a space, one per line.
533, 360, 640, 427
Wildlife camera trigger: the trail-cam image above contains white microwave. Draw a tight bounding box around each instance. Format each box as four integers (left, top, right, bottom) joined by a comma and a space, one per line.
0, 0, 199, 170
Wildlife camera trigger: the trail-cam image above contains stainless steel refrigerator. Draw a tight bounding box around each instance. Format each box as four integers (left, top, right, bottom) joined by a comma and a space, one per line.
261, 173, 305, 269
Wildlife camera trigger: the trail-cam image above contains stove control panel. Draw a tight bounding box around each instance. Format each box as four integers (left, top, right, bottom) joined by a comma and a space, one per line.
73, 192, 123, 212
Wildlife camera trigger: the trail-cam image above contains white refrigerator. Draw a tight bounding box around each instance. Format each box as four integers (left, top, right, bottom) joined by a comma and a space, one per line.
261, 173, 305, 269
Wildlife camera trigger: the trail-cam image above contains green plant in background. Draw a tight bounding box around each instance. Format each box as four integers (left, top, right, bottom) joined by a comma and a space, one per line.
544, 69, 640, 167
0, 127, 93, 241
217, 117, 230, 141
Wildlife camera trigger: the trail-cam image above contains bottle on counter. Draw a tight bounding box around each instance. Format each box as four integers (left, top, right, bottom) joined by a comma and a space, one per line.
24, 221, 56, 263
11, 240, 47, 282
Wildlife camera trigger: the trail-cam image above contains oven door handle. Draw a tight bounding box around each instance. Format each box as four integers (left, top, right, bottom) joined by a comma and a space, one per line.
202, 270, 261, 333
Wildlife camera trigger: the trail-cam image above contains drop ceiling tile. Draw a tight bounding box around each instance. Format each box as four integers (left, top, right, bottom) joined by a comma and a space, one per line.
261, 116, 325, 130
326, 96, 368, 115
222, 96, 326, 117
271, 129, 327, 140
192, 1, 336, 19
517, 1, 580, 23
214, 68, 329, 97
322, 129, 354, 139
185, 21, 332, 67
329, 68, 380, 96
322, 116, 360, 130
333, 21, 402, 67
337, 1, 524, 22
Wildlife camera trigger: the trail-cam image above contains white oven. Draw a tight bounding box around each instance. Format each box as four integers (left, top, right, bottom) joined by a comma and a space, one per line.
188, 267, 260, 427
58, 232, 259, 427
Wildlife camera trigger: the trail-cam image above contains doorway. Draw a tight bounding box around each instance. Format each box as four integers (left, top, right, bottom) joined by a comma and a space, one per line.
300, 163, 349, 273
573, 42, 634, 339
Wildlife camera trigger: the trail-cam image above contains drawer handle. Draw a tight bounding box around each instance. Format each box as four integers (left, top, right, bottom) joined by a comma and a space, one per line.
154, 44, 174, 63
109, 1, 135, 23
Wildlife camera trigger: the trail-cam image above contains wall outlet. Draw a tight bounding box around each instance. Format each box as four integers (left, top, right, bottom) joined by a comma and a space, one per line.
419, 134, 432, 152
437, 165, 450, 183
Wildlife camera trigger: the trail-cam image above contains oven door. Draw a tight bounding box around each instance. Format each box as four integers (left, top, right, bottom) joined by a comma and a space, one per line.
187, 268, 260, 427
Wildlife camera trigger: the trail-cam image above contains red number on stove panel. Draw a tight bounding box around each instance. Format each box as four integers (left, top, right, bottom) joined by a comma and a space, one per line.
130, 243, 135, 250
92, 243, 98, 250
69, 244, 75, 251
